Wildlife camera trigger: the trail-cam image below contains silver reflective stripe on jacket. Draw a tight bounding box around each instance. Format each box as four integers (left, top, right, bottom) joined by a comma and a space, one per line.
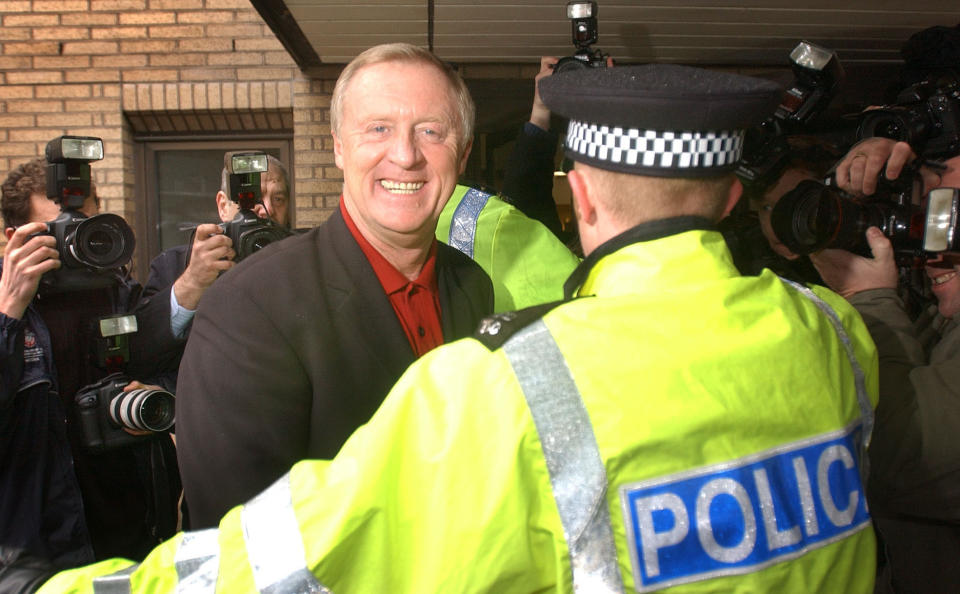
503, 319, 625, 593
241, 472, 332, 594
91, 528, 220, 594
448, 187, 492, 259
780, 278, 874, 476
93, 565, 136, 594
175, 528, 220, 593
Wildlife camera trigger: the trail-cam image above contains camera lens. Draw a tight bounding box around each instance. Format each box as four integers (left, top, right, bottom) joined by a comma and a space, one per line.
70, 213, 136, 269
109, 388, 175, 432
235, 224, 292, 262
770, 180, 880, 255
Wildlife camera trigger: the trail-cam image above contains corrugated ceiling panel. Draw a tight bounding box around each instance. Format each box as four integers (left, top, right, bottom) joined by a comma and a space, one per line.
282, 0, 960, 65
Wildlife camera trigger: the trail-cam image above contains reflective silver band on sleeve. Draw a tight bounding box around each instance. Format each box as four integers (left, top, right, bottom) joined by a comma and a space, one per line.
780, 279, 874, 476
240, 472, 332, 594
503, 319, 625, 593
448, 187, 492, 259
175, 528, 220, 593
92, 565, 136, 594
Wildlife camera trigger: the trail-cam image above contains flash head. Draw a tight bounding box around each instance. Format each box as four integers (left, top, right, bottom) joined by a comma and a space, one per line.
789, 41, 838, 75
45, 136, 104, 164
225, 151, 268, 209
227, 152, 268, 176
567, 1, 595, 19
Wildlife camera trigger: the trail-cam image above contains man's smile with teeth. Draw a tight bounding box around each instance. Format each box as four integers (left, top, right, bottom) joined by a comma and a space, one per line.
931, 271, 957, 286
380, 180, 425, 193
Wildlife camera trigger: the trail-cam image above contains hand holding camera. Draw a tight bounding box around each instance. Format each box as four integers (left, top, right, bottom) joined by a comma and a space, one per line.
175, 223, 235, 311
835, 137, 943, 197
0, 223, 60, 320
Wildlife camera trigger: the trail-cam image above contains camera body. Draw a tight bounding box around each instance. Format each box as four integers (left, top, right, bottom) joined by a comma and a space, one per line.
219, 151, 293, 262
553, 1, 608, 74
220, 208, 292, 262
858, 75, 960, 159
737, 42, 844, 192
35, 136, 135, 292
76, 372, 175, 452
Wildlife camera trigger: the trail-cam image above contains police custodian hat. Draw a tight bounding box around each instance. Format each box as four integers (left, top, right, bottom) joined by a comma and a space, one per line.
539, 64, 782, 177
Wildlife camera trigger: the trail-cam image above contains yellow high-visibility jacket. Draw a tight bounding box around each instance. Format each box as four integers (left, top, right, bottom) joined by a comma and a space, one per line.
40, 223, 878, 593
436, 185, 579, 312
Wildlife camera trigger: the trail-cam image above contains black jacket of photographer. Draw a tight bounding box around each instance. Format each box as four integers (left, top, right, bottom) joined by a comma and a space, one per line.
128, 243, 192, 391
0, 295, 93, 570
0, 265, 179, 565
176, 207, 494, 528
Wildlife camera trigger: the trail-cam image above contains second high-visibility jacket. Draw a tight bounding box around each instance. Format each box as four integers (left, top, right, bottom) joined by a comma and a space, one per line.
39, 219, 879, 593
436, 185, 579, 312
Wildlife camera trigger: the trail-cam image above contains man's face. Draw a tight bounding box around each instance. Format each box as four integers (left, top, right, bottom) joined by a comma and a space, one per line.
217, 166, 289, 226
28, 191, 98, 223
333, 60, 470, 249
925, 155, 960, 318
261, 166, 289, 227
758, 168, 815, 261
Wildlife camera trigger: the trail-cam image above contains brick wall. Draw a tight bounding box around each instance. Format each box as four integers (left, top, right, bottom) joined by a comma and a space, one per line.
0, 0, 343, 257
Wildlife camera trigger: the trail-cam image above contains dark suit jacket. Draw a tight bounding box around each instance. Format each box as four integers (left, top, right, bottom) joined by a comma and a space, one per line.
176, 209, 494, 528
128, 244, 190, 391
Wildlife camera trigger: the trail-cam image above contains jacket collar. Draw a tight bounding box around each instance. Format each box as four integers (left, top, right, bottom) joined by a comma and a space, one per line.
564, 216, 715, 299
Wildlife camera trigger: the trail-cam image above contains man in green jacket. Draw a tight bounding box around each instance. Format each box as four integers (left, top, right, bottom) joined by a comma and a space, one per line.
437, 184, 579, 312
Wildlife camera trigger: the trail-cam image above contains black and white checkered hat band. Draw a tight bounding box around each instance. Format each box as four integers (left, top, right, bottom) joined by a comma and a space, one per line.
566, 120, 744, 170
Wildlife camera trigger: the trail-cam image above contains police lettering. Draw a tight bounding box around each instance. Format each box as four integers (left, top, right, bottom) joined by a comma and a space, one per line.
620, 427, 871, 592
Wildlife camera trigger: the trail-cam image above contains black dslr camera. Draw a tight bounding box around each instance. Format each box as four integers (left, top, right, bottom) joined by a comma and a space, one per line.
217, 151, 292, 262
769, 167, 926, 258
858, 74, 960, 160
737, 41, 844, 192
34, 136, 136, 292
552, 1, 608, 74
76, 371, 175, 452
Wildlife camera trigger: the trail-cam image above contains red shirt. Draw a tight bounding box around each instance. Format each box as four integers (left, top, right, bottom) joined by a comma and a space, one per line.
340, 200, 444, 356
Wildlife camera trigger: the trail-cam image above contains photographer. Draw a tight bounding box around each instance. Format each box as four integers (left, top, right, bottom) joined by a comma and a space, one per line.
132, 155, 291, 390
811, 138, 960, 592
0, 156, 179, 567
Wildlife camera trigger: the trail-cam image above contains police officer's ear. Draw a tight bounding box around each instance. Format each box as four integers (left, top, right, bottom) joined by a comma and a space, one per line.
722, 176, 744, 219
566, 167, 597, 226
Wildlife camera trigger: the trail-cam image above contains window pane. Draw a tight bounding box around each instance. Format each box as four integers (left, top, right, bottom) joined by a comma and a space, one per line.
155, 150, 223, 252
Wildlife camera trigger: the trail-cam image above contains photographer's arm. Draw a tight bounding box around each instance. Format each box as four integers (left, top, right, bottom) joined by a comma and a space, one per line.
0, 224, 60, 321
501, 58, 565, 238
172, 224, 234, 312
812, 230, 960, 520
1, 226, 60, 407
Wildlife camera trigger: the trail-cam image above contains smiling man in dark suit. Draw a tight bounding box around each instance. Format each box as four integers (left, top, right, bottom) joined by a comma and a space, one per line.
175, 43, 494, 528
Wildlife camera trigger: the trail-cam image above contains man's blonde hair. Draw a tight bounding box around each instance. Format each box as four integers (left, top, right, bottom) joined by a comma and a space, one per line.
330, 43, 475, 153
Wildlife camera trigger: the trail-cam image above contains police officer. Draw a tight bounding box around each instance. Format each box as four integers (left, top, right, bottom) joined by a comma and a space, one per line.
28, 64, 878, 593
437, 184, 580, 311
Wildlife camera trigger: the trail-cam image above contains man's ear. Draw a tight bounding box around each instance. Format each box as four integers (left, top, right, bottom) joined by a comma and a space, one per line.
566, 168, 597, 227
215, 191, 230, 220
4, 227, 14, 241
457, 140, 473, 175
332, 133, 344, 170
722, 177, 744, 219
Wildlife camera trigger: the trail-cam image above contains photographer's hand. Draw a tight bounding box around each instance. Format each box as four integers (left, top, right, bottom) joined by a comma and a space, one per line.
174, 223, 234, 311
0, 223, 60, 320
530, 57, 560, 131
810, 227, 898, 298
835, 138, 911, 196
120, 380, 165, 436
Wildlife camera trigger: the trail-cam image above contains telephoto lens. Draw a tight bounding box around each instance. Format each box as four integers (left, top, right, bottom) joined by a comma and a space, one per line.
109, 388, 175, 432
